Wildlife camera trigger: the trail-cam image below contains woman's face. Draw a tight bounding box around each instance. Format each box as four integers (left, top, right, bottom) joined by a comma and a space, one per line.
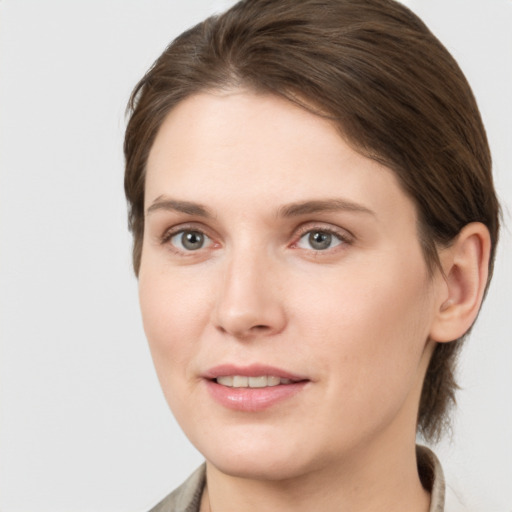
139, 90, 441, 480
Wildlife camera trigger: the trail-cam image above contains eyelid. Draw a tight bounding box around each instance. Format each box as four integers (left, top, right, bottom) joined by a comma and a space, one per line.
160, 223, 220, 253
290, 222, 354, 250
293, 222, 354, 242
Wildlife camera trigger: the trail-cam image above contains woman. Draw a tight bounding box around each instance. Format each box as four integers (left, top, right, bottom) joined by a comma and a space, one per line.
124, 0, 500, 510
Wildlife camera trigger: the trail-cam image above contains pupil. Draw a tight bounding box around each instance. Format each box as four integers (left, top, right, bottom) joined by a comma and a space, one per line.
309, 231, 331, 250
182, 231, 204, 250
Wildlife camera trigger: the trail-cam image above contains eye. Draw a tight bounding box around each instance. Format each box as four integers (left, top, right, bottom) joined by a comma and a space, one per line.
169, 230, 212, 251
296, 229, 344, 251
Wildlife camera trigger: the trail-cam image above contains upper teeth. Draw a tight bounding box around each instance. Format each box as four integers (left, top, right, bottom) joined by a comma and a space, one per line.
216, 376, 293, 388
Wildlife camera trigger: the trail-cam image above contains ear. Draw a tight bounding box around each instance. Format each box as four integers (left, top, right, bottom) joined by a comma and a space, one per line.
429, 222, 491, 343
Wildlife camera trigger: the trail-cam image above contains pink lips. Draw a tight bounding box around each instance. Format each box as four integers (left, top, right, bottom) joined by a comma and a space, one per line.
203, 364, 309, 412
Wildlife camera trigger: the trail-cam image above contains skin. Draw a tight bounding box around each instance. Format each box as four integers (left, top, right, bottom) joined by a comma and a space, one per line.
139, 90, 450, 512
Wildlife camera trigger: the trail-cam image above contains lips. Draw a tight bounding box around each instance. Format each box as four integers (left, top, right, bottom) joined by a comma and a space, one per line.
203, 364, 309, 412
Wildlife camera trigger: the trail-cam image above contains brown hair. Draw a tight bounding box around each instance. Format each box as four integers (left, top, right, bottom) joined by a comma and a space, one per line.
124, 0, 500, 441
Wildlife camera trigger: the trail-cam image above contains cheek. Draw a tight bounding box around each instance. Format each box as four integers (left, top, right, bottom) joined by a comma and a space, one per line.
296, 256, 433, 415
138, 267, 212, 388
299, 258, 431, 344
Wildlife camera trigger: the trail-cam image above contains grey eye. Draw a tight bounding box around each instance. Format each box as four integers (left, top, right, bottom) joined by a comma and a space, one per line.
309, 231, 332, 250
297, 230, 342, 251
170, 230, 209, 251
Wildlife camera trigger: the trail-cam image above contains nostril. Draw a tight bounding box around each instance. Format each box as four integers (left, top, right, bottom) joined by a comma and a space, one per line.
252, 325, 270, 331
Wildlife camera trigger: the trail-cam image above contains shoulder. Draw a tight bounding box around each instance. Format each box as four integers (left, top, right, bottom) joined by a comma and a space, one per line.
148, 464, 206, 512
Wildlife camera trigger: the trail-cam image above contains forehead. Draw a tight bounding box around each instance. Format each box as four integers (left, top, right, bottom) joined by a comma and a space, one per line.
145, 90, 416, 225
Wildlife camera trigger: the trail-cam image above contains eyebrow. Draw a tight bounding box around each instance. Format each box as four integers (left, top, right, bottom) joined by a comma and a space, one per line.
146, 196, 213, 218
146, 196, 375, 219
278, 199, 375, 217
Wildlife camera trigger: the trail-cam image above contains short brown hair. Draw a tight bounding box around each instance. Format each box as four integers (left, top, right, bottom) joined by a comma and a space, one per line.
124, 0, 500, 441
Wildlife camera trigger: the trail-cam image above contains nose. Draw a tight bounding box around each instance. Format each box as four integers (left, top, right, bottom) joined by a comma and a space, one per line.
213, 249, 287, 339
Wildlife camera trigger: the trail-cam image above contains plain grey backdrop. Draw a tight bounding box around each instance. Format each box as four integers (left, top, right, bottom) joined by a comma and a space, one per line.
1, 1, 511, 511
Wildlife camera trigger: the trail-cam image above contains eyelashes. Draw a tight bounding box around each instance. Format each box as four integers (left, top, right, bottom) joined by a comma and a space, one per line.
293, 227, 352, 252
167, 230, 213, 252
160, 224, 216, 255
159, 223, 353, 256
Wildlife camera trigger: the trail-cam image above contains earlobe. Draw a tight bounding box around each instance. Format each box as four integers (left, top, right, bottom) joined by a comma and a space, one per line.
429, 222, 491, 343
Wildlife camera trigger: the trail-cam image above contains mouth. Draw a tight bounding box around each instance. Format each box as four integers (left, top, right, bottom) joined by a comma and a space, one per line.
204, 364, 309, 412
215, 375, 296, 388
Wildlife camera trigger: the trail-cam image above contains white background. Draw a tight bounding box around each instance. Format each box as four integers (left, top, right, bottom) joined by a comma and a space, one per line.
0, 1, 511, 511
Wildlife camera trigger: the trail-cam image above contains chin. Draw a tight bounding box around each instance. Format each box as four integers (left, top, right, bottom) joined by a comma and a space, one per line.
208, 451, 310, 481
187, 426, 304, 481
198, 429, 334, 482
